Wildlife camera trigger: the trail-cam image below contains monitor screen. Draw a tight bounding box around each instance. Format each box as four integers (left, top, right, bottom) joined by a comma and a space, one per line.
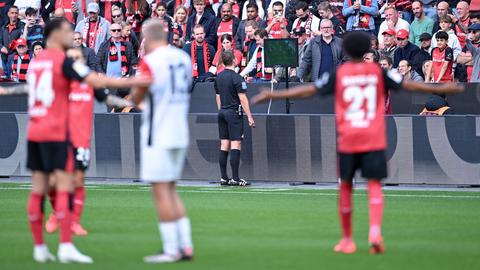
264, 38, 299, 68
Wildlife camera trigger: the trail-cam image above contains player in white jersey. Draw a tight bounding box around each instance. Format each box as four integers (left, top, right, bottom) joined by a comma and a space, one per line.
124, 19, 194, 264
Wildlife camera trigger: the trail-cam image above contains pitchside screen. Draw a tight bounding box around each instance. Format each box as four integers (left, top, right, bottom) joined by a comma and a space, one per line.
264, 38, 299, 67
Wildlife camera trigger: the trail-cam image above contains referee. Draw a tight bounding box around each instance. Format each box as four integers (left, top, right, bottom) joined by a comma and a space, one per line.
215, 50, 255, 186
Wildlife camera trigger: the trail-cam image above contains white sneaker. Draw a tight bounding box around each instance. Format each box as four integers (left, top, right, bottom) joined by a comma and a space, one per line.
33, 244, 56, 263
57, 243, 93, 264
144, 253, 181, 264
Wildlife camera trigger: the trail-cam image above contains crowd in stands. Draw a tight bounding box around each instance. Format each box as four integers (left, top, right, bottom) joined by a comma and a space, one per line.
0, 0, 479, 87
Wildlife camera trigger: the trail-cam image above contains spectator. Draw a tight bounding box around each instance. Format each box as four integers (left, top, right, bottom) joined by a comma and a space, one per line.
414, 32, 433, 77
450, 1, 470, 48
431, 16, 461, 61
173, 6, 189, 40
422, 0, 438, 20
465, 23, 480, 82
291, 1, 321, 37
186, 0, 217, 46
422, 59, 432, 78
0, 0, 11, 27
432, 1, 449, 33
121, 22, 139, 54
393, 29, 421, 68
0, 6, 25, 67
6, 38, 30, 82
379, 55, 393, 69
419, 94, 453, 115
123, 0, 151, 36
31, 40, 43, 58
266, 1, 289, 39
370, 36, 379, 50
388, 0, 413, 23
398, 59, 424, 81
378, 6, 410, 47
154, 2, 174, 42
235, 2, 267, 50
214, 3, 240, 50
363, 48, 379, 62
228, 0, 241, 18
75, 2, 111, 53
98, 0, 122, 23
210, 34, 243, 75
97, 23, 137, 77
183, 24, 216, 79
13, 0, 40, 18
379, 29, 397, 59
241, 0, 265, 21
239, 29, 273, 82
111, 6, 125, 24
297, 19, 345, 82
409, 1, 434, 46
239, 20, 258, 76
22, 7, 44, 48
72, 31, 100, 71
426, 31, 454, 82
172, 31, 184, 48
342, 0, 379, 33
318, 1, 346, 37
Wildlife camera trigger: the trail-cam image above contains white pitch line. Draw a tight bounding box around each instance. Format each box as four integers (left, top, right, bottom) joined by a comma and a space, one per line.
0, 186, 479, 199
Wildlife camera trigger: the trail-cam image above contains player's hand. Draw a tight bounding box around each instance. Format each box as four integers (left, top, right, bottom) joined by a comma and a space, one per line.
386, 19, 395, 30
353, 1, 361, 9
251, 89, 271, 104
248, 117, 255, 128
439, 83, 464, 94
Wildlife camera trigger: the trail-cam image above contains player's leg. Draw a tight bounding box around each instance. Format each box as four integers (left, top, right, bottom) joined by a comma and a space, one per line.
228, 111, 248, 186
218, 111, 231, 185
333, 153, 358, 254
71, 170, 88, 236
170, 182, 194, 260
28, 171, 56, 262
362, 151, 387, 254
45, 175, 58, 234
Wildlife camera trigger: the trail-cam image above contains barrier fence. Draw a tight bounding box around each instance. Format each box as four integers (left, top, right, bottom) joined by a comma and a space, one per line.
1, 113, 479, 185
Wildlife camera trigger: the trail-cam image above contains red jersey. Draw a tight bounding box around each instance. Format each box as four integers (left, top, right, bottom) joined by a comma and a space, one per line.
27, 48, 90, 142
216, 19, 234, 50
267, 18, 288, 39
315, 62, 402, 153
68, 81, 99, 148
431, 46, 453, 82
455, 17, 470, 48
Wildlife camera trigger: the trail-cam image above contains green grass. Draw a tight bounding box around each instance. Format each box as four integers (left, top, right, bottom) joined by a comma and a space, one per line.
1, 183, 480, 270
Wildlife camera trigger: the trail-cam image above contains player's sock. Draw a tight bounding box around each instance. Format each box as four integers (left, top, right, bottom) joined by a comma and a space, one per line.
176, 217, 193, 250
230, 149, 241, 181
367, 181, 384, 240
48, 190, 56, 210
219, 150, 229, 180
158, 222, 180, 256
73, 186, 85, 224
27, 192, 45, 245
56, 191, 73, 243
339, 181, 353, 239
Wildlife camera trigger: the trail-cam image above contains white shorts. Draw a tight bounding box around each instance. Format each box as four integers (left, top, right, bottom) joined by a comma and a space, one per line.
141, 147, 187, 182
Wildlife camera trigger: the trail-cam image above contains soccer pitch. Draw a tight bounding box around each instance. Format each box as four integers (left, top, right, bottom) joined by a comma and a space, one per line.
1, 182, 479, 270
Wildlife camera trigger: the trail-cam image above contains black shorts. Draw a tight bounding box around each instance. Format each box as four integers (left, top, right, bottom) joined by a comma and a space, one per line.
74, 147, 91, 171
27, 141, 75, 173
218, 108, 244, 141
338, 150, 387, 181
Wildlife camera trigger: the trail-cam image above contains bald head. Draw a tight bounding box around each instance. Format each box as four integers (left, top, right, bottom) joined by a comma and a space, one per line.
457, 1, 470, 19
437, 1, 449, 18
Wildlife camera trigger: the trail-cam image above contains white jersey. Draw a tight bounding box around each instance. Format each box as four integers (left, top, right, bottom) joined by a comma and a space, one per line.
139, 46, 192, 150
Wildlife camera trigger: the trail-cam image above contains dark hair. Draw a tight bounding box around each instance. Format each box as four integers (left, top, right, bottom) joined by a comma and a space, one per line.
295, 1, 308, 11
44, 18, 68, 40
365, 49, 379, 62
400, 59, 412, 67
412, 0, 423, 7
272, 1, 284, 9
246, 2, 259, 11
317, 2, 332, 12
254, 29, 268, 39
379, 56, 393, 66
221, 50, 235, 66
8, 5, 19, 12
25, 7, 37, 17
221, 33, 234, 43
31, 41, 44, 50
156, 2, 167, 9
436, 31, 449, 40
343, 31, 371, 59
439, 15, 453, 23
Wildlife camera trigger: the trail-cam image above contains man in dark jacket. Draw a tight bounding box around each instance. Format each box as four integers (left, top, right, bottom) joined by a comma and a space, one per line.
393, 29, 421, 70
96, 23, 137, 77
186, 0, 217, 47
235, 2, 267, 51
297, 19, 345, 82
0, 0, 14, 27
0, 5, 24, 65
214, 3, 240, 50
73, 31, 100, 72
183, 24, 216, 80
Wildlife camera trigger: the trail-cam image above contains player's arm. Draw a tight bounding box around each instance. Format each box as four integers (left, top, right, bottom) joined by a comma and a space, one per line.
216, 95, 221, 110
130, 85, 149, 105
0, 84, 28, 95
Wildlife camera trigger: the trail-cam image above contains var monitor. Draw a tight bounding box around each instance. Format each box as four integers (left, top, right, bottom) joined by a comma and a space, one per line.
264, 38, 299, 68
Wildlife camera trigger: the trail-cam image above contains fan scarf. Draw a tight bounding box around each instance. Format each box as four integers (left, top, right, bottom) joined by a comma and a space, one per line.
255, 47, 271, 79
350, 0, 372, 30
12, 53, 30, 82
191, 41, 211, 78
294, 14, 313, 34
83, 19, 100, 49
109, 38, 129, 77
241, 38, 251, 68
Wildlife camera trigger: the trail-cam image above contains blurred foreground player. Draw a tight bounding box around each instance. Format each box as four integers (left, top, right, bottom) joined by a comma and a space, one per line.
252, 31, 463, 255
45, 47, 133, 236
124, 19, 194, 263
0, 18, 140, 263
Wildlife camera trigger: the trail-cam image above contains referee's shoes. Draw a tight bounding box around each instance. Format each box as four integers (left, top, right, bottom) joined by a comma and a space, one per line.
228, 179, 250, 186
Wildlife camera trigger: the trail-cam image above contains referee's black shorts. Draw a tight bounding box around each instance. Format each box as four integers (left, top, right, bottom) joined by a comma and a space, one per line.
27, 141, 75, 173
218, 108, 244, 141
337, 150, 387, 181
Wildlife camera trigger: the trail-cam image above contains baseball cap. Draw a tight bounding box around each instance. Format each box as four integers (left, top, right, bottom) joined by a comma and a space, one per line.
382, 29, 395, 36
87, 2, 100, 13
15, 38, 27, 48
419, 32, 432, 41
396, 29, 409, 39
468, 23, 480, 31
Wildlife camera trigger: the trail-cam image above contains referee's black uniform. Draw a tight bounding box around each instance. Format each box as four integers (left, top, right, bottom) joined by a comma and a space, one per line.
215, 69, 248, 141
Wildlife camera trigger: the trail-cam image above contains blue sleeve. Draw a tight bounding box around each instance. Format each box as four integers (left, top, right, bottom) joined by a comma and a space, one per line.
359, 0, 378, 15
342, 0, 355, 16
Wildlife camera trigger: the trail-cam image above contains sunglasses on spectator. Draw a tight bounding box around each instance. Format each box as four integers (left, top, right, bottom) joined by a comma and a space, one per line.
111, 29, 122, 32
17, 45, 27, 49
396, 38, 406, 41
112, 14, 122, 18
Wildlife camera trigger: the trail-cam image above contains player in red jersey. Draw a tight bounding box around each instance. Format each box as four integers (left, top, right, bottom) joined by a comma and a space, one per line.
0, 18, 138, 264
252, 31, 463, 255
